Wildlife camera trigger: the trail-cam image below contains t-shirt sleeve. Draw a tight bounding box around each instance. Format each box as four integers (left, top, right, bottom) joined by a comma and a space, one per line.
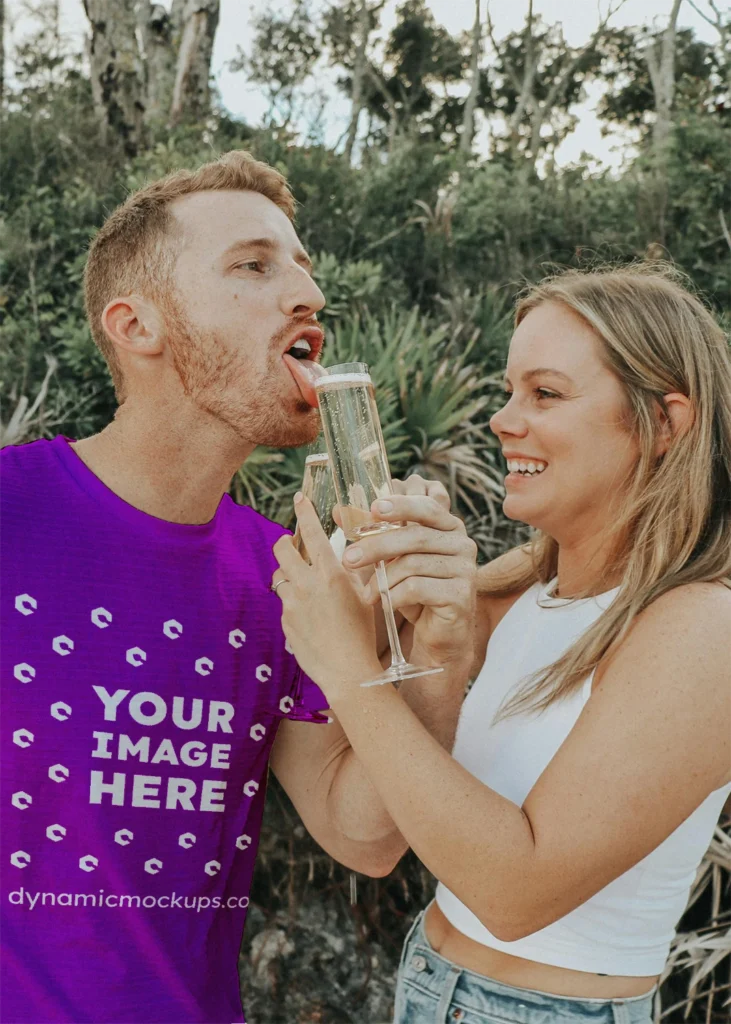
286, 665, 331, 724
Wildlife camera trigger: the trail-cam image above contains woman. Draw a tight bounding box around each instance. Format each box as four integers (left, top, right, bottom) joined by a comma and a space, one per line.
273, 266, 731, 1024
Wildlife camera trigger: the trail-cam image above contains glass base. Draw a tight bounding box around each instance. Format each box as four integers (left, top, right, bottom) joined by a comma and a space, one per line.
361, 662, 444, 688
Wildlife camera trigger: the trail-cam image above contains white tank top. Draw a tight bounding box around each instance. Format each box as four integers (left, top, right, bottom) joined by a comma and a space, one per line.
435, 578, 731, 975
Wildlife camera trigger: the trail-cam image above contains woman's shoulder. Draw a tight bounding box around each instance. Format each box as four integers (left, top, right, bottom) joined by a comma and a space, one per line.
635, 579, 731, 632
471, 546, 537, 678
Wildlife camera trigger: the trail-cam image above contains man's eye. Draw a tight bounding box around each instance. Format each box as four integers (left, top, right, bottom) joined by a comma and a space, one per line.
236, 260, 264, 272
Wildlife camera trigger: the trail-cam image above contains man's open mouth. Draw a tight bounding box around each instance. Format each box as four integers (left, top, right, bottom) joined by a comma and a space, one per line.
281, 326, 324, 408
282, 326, 323, 363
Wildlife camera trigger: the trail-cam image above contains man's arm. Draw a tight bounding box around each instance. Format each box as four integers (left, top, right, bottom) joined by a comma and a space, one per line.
270, 648, 470, 877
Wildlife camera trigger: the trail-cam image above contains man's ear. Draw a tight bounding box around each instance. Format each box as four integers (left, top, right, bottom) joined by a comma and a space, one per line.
101, 295, 165, 359
656, 392, 694, 457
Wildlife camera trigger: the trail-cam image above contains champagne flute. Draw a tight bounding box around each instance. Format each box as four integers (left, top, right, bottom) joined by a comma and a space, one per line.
292, 452, 342, 563
313, 361, 443, 687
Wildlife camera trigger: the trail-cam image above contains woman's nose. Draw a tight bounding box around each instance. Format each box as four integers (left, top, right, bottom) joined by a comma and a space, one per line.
490, 395, 528, 438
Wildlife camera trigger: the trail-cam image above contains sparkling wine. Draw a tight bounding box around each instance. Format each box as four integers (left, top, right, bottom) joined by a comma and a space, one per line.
293, 452, 337, 563
315, 373, 402, 542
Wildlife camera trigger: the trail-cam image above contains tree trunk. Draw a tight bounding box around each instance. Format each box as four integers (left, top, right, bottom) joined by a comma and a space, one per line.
645, 0, 683, 153
138, 2, 178, 126
459, 0, 482, 155
344, 0, 370, 165
83, 0, 146, 157
507, 0, 537, 157
0, 0, 5, 108
169, 0, 221, 126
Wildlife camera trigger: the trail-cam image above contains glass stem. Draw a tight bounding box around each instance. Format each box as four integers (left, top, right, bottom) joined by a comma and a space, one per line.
375, 561, 406, 668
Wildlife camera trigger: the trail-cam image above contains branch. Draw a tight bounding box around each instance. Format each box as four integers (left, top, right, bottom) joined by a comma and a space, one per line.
485, 0, 521, 93
365, 63, 399, 124
685, 0, 722, 31
540, 0, 629, 114
720, 209, 731, 254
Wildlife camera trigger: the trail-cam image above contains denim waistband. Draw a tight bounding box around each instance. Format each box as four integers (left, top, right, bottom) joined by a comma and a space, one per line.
397, 908, 656, 1024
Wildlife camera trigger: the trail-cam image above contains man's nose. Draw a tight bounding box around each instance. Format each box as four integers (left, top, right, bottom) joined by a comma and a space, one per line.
283, 267, 326, 319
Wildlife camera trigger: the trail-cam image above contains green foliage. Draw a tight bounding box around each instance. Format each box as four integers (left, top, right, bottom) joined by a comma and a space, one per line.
2, 5, 730, 1018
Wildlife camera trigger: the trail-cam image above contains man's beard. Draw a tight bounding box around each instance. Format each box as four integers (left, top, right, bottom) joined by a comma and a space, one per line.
163, 302, 320, 449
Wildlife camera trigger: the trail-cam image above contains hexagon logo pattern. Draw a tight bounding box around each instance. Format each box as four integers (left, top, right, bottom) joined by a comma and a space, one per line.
228, 629, 246, 649
14, 594, 37, 616
48, 763, 69, 783
163, 619, 183, 640
279, 696, 294, 715
255, 664, 272, 683
11, 791, 32, 810
144, 858, 162, 875
13, 663, 35, 684
243, 780, 259, 798
178, 833, 196, 850
195, 657, 214, 676
114, 829, 134, 846
235, 834, 252, 851
50, 702, 72, 721
13, 729, 34, 748
204, 860, 221, 876
79, 855, 98, 872
126, 647, 146, 667
91, 607, 113, 629
52, 635, 74, 656
11, 851, 31, 868
249, 724, 266, 742
46, 824, 66, 842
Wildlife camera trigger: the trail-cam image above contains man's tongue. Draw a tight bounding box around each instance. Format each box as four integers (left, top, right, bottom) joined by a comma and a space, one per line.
282, 352, 323, 408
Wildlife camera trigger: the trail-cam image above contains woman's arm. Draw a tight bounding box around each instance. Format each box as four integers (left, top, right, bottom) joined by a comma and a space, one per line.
275, 507, 731, 942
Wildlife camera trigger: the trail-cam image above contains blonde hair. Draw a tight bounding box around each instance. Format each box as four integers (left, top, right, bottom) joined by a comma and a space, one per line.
83, 150, 295, 400
487, 264, 731, 718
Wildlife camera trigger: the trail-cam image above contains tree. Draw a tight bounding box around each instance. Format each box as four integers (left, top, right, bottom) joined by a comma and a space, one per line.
83, 0, 146, 156
460, 0, 483, 154
598, 24, 727, 134
169, 0, 220, 126
644, 0, 683, 152
1, 0, 5, 107
231, 1, 317, 131
686, 0, 731, 92
82, 0, 220, 155
485, 0, 628, 166
322, 0, 386, 164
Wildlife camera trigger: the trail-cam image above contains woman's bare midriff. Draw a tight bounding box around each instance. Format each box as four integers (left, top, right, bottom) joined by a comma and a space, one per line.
424, 901, 658, 999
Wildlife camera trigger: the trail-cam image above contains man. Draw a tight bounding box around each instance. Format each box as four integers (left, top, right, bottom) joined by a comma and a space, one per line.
1, 151, 474, 1023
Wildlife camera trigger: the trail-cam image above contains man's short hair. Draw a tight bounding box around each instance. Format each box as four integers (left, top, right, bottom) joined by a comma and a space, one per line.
83, 150, 295, 399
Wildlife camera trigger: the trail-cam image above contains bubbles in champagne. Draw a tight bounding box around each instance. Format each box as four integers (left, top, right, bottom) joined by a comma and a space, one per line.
316, 375, 401, 541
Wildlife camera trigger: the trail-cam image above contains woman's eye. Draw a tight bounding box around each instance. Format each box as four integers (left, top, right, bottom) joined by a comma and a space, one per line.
535, 388, 559, 400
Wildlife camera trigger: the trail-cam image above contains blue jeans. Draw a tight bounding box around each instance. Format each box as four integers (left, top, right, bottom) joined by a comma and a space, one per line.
393, 909, 656, 1024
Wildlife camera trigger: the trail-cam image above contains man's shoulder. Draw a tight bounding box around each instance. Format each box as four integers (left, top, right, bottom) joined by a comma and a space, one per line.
1, 435, 57, 470
224, 498, 292, 543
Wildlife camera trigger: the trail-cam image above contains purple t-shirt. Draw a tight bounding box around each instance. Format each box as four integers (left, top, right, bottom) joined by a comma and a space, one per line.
1, 437, 328, 1024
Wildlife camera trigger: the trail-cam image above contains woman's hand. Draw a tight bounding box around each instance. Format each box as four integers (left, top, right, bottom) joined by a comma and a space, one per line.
342, 476, 478, 669
272, 476, 478, 701
272, 496, 383, 703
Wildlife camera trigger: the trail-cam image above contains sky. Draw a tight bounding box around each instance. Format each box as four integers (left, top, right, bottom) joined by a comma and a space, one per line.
5, 0, 724, 168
